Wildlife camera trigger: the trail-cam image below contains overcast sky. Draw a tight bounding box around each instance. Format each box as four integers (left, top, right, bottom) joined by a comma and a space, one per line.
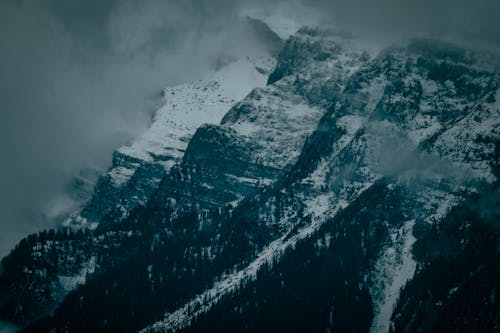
0, 0, 499, 258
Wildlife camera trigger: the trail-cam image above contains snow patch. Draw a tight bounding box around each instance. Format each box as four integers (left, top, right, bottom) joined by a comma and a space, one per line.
119, 56, 274, 170
369, 220, 417, 333
336, 115, 365, 134
141, 181, 375, 333
58, 256, 96, 292
419, 189, 458, 224
229, 93, 324, 170
109, 166, 136, 187
301, 158, 329, 189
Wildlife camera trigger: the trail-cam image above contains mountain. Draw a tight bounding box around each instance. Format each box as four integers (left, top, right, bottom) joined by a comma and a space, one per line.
0, 25, 498, 333
0, 16, 283, 326
66, 18, 282, 229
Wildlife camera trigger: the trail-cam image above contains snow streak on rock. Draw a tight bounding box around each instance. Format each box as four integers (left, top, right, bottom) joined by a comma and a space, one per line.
369, 220, 417, 333
58, 256, 96, 292
141, 183, 374, 333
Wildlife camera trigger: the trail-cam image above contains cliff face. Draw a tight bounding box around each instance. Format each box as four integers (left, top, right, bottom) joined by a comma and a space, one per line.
76, 54, 278, 226
0, 27, 498, 333
142, 30, 368, 221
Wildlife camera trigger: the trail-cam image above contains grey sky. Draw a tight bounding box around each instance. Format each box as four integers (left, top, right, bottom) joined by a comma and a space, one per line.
309, 0, 500, 43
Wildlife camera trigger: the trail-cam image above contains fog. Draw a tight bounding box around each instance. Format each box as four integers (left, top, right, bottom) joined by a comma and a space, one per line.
367, 120, 475, 187
310, 0, 500, 44
0, 0, 498, 258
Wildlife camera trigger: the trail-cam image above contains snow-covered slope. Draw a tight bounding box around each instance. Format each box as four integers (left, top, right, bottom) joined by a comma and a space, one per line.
117, 56, 276, 174
123, 29, 372, 241
64, 30, 279, 228
140, 38, 500, 333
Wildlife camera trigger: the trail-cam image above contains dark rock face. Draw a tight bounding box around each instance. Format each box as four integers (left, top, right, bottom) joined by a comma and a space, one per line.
268, 27, 343, 85
159, 124, 283, 211
80, 148, 169, 223
0, 30, 498, 333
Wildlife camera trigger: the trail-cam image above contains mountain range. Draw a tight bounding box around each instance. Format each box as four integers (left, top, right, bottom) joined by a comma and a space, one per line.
0, 19, 498, 333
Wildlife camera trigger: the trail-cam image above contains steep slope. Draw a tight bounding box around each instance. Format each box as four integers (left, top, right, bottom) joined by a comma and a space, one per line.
141, 39, 499, 333
69, 47, 277, 227
143, 27, 368, 217
391, 183, 499, 333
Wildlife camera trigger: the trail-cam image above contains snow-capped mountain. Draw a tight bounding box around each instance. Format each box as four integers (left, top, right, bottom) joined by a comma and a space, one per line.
63, 18, 282, 229
0, 24, 498, 333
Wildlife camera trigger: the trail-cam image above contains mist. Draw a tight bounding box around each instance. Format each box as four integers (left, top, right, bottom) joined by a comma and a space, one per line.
367, 120, 475, 187
1, 0, 499, 258
309, 0, 500, 46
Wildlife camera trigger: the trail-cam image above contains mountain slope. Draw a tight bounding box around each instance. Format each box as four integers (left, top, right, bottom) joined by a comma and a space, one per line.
142, 37, 499, 333
71, 41, 279, 227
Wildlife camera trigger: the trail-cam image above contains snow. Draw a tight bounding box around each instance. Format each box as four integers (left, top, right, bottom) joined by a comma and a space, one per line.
407, 113, 442, 144
304, 193, 332, 218
226, 174, 273, 186
302, 158, 329, 189
60, 26, 500, 331
430, 102, 500, 181
141, 179, 375, 333
362, 77, 388, 114
117, 55, 275, 173
227, 87, 324, 170
67, 45, 276, 228
140, 40, 495, 331
418, 188, 458, 224
62, 214, 99, 230
218, 26, 370, 175
109, 165, 137, 187
58, 256, 96, 292
336, 115, 365, 135
370, 220, 417, 333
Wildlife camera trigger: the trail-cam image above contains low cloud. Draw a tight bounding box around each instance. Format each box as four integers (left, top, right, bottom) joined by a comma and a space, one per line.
306, 0, 500, 46
366, 120, 474, 189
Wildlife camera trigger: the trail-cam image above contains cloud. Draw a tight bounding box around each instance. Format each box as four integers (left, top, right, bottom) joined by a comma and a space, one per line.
366, 120, 475, 190
305, 0, 500, 46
